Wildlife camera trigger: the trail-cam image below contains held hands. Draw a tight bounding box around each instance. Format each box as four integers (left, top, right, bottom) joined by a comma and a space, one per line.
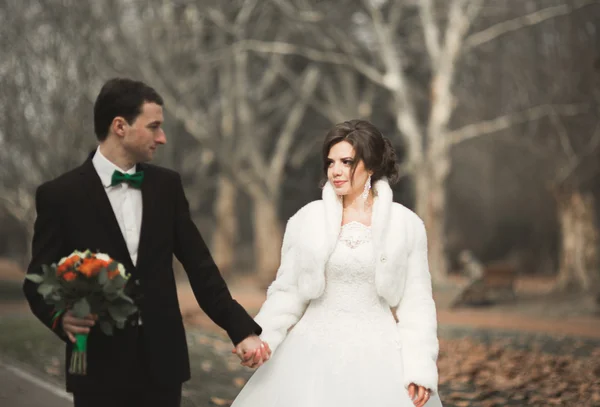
231, 335, 271, 369
408, 383, 431, 407
61, 310, 97, 343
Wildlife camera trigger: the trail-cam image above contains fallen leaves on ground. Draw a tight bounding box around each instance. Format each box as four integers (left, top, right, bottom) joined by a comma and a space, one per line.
209, 396, 232, 406
200, 360, 213, 372
185, 329, 600, 406
233, 377, 246, 388
438, 337, 600, 406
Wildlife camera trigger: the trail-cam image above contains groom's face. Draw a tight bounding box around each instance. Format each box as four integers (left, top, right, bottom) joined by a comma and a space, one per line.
123, 102, 166, 162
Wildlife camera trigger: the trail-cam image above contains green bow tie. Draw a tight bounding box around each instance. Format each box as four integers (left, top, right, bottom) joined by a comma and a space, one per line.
110, 170, 144, 188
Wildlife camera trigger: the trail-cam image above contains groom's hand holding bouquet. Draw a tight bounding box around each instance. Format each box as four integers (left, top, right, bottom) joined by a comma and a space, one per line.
25, 249, 138, 375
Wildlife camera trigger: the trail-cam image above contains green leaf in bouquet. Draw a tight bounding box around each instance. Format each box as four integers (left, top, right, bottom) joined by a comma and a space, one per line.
25, 274, 44, 284
111, 295, 138, 313
118, 292, 135, 304
41, 264, 53, 276
72, 297, 91, 318
75, 277, 96, 290
53, 299, 68, 311
97, 268, 108, 285
38, 283, 56, 298
102, 275, 122, 295
64, 279, 98, 301
111, 274, 127, 288
43, 265, 60, 283
122, 302, 138, 316
107, 307, 127, 323
108, 302, 137, 323
99, 320, 114, 336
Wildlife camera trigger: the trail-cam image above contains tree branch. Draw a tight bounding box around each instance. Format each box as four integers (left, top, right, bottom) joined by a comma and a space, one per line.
465, 0, 600, 50
267, 55, 346, 122
427, 0, 482, 144
548, 108, 577, 161
387, 0, 405, 35
447, 104, 591, 145
235, 0, 260, 29
268, 65, 321, 191
361, 0, 406, 92
554, 121, 600, 187
0, 189, 34, 223
206, 7, 237, 36
419, 0, 441, 63
236, 39, 388, 89
269, 0, 324, 22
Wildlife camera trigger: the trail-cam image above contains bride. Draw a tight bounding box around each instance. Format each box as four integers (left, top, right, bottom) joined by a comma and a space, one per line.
232, 120, 443, 407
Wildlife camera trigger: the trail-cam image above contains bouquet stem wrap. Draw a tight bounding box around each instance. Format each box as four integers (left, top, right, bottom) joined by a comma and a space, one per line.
69, 333, 88, 375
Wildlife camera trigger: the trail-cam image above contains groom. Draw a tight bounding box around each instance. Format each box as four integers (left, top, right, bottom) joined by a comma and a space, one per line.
23, 78, 269, 407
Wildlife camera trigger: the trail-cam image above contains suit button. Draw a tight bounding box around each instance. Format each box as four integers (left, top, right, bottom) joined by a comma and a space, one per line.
380, 255, 387, 263
134, 279, 140, 286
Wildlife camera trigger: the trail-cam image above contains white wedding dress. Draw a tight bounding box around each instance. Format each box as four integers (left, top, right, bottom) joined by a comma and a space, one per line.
232, 221, 443, 407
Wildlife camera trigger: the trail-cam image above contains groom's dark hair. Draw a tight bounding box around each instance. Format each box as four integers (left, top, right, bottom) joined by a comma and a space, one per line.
94, 78, 164, 141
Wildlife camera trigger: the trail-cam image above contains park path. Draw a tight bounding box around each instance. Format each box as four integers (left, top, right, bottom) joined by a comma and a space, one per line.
0, 359, 72, 407
177, 279, 600, 339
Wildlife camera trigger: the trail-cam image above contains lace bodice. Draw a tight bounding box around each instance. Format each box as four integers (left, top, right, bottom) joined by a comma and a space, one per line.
326, 221, 376, 288
292, 221, 399, 352
337, 221, 372, 249
312, 221, 382, 311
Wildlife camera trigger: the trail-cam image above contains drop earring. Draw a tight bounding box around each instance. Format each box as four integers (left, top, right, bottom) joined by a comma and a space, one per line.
361, 175, 372, 209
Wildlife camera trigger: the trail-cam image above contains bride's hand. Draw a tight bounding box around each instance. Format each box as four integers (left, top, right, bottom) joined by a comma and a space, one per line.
242, 341, 272, 369
231, 338, 271, 368
408, 383, 430, 407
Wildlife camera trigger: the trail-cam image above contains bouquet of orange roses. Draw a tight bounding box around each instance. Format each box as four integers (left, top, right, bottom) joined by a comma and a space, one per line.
25, 250, 138, 375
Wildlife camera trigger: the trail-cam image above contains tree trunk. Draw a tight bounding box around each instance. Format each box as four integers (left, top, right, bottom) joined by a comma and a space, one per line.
415, 157, 449, 285
252, 194, 283, 287
21, 221, 34, 269
211, 175, 238, 277
555, 190, 599, 292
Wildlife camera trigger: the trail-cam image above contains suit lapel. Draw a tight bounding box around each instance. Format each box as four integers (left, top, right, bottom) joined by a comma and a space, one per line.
79, 159, 135, 271
136, 163, 158, 272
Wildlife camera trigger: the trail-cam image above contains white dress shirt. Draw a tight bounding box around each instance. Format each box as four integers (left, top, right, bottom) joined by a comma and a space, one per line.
92, 147, 143, 266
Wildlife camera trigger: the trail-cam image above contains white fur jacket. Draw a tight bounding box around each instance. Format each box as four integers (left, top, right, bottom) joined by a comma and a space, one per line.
254, 179, 440, 393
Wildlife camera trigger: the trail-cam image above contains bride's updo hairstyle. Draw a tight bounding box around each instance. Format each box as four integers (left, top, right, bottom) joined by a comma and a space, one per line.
321, 119, 400, 186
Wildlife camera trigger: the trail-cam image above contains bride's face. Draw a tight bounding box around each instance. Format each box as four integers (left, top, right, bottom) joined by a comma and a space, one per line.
327, 141, 371, 197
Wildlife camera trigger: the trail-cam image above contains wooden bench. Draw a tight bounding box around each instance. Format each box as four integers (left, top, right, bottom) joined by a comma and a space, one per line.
451, 251, 518, 308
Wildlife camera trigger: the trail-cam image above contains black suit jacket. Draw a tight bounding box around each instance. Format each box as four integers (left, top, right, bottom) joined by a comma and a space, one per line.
23, 156, 261, 392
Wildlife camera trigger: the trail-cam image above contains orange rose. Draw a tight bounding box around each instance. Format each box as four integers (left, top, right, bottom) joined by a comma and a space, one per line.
62, 271, 77, 281
56, 255, 81, 276
56, 264, 68, 276
78, 258, 109, 278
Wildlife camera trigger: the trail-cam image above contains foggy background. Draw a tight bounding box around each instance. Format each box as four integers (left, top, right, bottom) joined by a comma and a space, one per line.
1, 1, 600, 406
1, 0, 598, 292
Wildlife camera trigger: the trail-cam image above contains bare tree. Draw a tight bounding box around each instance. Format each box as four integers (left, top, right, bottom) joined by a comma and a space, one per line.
455, 1, 600, 292
37, 0, 322, 281
0, 0, 94, 264
239, 0, 600, 283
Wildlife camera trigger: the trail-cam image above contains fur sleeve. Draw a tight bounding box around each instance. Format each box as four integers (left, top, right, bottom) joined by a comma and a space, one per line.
254, 215, 309, 353
396, 218, 440, 394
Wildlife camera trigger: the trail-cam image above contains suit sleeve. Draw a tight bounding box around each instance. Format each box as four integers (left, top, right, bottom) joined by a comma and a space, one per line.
253, 214, 308, 354
172, 173, 261, 345
396, 219, 439, 394
23, 183, 70, 343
